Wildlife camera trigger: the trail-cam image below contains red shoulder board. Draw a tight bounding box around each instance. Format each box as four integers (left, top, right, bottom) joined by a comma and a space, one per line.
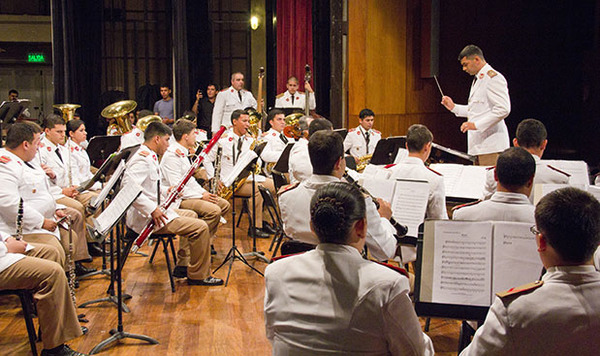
0, 156, 11, 164
278, 182, 300, 195
198, 129, 206, 133
486, 165, 496, 171
175, 148, 185, 157
138, 150, 150, 157
496, 280, 543, 299
426, 166, 442, 176
487, 70, 498, 78
373, 261, 409, 278
271, 252, 306, 262
384, 163, 396, 169
348, 128, 356, 132
452, 200, 482, 212
372, 129, 381, 135
547, 165, 571, 177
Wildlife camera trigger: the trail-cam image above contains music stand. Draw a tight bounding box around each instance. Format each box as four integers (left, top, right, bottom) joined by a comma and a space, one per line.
333, 128, 348, 140
272, 142, 294, 174
370, 136, 407, 165
430, 142, 476, 165
86, 135, 121, 168
243, 156, 270, 264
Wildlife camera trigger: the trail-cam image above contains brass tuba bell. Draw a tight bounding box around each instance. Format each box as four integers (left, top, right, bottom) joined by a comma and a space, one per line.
137, 115, 162, 132
53, 104, 81, 122
246, 108, 263, 139
101, 100, 137, 135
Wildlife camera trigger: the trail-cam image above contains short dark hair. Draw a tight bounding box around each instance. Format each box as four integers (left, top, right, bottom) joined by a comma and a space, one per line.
42, 114, 65, 130
309, 130, 343, 175
160, 84, 171, 90
496, 147, 536, 189
406, 124, 433, 152
310, 182, 366, 244
172, 119, 196, 141
138, 109, 153, 118
8, 89, 18, 96
66, 119, 85, 136
458, 44, 485, 61
516, 119, 547, 149
230, 109, 247, 124
6, 122, 41, 149
144, 121, 171, 142
359, 108, 375, 119
535, 187, 600, 263
308, 118, 333, 137
267, 108, 285, 123
207, 83, 218, 91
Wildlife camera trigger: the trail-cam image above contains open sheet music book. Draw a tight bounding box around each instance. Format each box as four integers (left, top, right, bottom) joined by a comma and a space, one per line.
541, 160, 589, 187
429, 163, 488, 200
533, 183, 596, 205
222, 150, 258, 187
419, 220, 541, 307
90, 161, 126, 209
92, 182, 143, 236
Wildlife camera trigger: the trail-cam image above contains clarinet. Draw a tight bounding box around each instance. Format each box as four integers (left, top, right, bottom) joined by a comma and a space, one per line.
342, 170, 408, 237
66, 216, 77, 305
13, 198, 24, 240
211, 146, 222, 194
131, 126, 227, 252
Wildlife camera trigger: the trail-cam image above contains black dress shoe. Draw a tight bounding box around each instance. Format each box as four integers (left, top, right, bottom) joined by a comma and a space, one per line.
75, 262, 97, 277
187, 276, 224, 286
172, 266, 187, 278
41, 344, 87, 356
87, 243, 107, 257
211, 244, 217, 255
248, 227, 271, 238
262, 222, 277, 234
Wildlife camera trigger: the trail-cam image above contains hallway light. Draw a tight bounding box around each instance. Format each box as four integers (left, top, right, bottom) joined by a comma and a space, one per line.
250, 16, 260, 30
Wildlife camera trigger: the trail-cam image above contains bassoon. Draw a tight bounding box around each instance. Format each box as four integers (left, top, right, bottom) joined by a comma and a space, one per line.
131, 125, 226, 252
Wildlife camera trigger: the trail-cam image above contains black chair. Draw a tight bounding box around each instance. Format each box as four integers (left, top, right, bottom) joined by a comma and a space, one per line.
126, 229, 177, 293
0, 289, 38, 355
257, 185, 290, 259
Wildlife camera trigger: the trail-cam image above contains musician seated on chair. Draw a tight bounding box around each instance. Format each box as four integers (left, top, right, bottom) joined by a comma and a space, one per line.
461, 187, 600, 356
343, 108, 381, 162
453, 147, 535, 224
279, 130, 397, 261
265, 182, 434, 355
160, 119, 230, 277
122, 121, 222, 286
483, 118, 570, 200
206, 109, 276, 239
274, 76, 316, 110
0, 229, 87, 356
288, 117, 331, 185
260, 109, 295, 170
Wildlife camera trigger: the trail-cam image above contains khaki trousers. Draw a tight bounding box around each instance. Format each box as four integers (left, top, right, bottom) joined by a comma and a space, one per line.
22, 233, 66, 268
179, 197, 230, 236
476, 152, 500, 166
0, 257, 82, 349
58, 192, 99, 243
234, 178, 275, 228
156, 209, 211, 280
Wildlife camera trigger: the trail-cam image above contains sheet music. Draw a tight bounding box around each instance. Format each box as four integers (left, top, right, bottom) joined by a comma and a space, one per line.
491, 222, 542, 296
588, 186, 600, 203
361, 177, 396, 204
431, 221, 492, 307
390, 179, 429, 238
93, 182, 143, 235
430, 163, 488, 200
542, 160, 589, 187
222, 150, 258, 187
90, 161, 126, 209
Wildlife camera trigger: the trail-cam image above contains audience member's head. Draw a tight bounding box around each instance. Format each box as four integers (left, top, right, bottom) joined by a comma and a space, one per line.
308, 130, 344, 175
310, 182, 366, 245
308, 117, 333, 137
8, 89, 18, 101
535, 187, 600, 265
495, 147, 536, 191
406, 124, 433, 153
515, 118, 547, 150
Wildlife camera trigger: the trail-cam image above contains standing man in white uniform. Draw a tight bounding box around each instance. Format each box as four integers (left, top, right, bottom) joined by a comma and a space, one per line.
441, 45, 511, 166
211, 72, 257, 134
343, 108, 381, 160
274, 76, 316, 110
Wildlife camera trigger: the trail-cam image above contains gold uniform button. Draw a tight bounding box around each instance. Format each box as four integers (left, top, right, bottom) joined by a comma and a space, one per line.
32, 189, 36, 193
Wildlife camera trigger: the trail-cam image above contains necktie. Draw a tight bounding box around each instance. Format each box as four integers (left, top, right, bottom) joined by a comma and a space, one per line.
471, 76, 477, 88
291, 93, 295, 105
280, 133, 289, 144
24, 162, 34, 169
238, 90, 243, 102
55, 147, 63, 163
364, 131, 370, 154
234, 138, 243, 164
157, 178, 161, 205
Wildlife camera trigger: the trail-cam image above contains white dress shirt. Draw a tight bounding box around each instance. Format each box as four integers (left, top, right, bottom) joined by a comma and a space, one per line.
260, 128, 295, 164
288, 137, 311, 184
211, 86, 257, 133
274, 90, 316, 110
343, 126, 382, 158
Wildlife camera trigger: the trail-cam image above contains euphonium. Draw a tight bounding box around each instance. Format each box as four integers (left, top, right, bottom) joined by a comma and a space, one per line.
356, 153, 373, 173
137, 115, 162, 131
101, 100, 137, 135
53, 104, 81, 122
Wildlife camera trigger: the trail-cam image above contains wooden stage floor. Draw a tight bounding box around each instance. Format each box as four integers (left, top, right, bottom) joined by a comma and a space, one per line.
0, 207, 462, 355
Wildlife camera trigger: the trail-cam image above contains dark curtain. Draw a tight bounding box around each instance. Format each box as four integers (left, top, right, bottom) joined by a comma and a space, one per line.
51, 0, 103, 136
187, 0, 212, 107
276, 0, 314, 95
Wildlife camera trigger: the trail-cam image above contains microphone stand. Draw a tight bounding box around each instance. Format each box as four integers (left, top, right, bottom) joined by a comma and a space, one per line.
242, 165, 269, 263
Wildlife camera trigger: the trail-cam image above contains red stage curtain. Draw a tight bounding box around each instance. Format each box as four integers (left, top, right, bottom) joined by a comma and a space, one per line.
276, 0, 314, 95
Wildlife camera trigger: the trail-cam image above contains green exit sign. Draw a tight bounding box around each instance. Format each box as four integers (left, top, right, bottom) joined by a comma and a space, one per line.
27, 53, 46, 63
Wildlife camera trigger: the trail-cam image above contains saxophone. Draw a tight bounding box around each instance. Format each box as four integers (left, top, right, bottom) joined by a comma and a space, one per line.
218, 137, 265, 200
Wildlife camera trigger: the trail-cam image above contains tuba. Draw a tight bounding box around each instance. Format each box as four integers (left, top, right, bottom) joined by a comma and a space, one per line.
137, 114, 162, 132
53, 104, 81, 122
101, 100, 137, 135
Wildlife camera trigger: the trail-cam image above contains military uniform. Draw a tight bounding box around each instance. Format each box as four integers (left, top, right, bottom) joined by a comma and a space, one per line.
278, 174, 397, 261
211, 86, 257, 133
260, 128, 295, 164
343, 126, 381, 158
122, 144, 212, 280
274, 90, 316, 110
264, 243, 434, 355
288, 137, 311, 184
461, 265, 600, 356
66, 139, 101, 191
453, 191, 535, 223
450, 63, 511, 157
120, 126, 143, 150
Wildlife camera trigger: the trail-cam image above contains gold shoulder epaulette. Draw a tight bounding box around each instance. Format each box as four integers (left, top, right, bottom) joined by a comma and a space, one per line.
0, 156, 11, 164
276, 93, 284, 99
496, 280, 543, 299
372, 129, 381, 135
278, 182, 300, 195
175, 148, 185, 157
487, 70, 498, 78
138, 150, 150, 157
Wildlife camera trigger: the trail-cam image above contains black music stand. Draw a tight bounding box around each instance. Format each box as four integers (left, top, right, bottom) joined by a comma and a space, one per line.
429, 142, 476, 165
333, 128, 348, 140
370, 136, 406, 166
86, 135, 121, 168
272, 142, 294, 174
243, 142, 269, 263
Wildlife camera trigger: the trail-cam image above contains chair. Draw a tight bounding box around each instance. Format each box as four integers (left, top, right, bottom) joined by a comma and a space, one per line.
0, 289, 38, 355
126, 229, 177, 293
257, 185, 289, 259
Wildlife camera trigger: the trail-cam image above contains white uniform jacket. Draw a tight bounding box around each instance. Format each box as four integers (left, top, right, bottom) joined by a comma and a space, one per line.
343, 126, 381, 158
387, 157, 448, 220
211, 86, 257, 133
451, 63, 511, 155
0, 149, 59, 239
260, 128, 295, 164
0, 231, 26, 274
120, 126, 144, 150
483, 154, 570, 200
278, 174, 397, 261
38, 136, 72, 195
206, 130, 253, 180
160, 141, 207, 200
66, 139, 101, 191
121, 145, 179, 233
274, 90, 316, 110
288, 137, 311, 184
461, 265, 600, 356
453, 191, 535, 223
264, 243, 434, 356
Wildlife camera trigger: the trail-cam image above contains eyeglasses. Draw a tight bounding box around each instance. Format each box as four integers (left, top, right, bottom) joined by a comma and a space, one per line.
530, 225, 541, 236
